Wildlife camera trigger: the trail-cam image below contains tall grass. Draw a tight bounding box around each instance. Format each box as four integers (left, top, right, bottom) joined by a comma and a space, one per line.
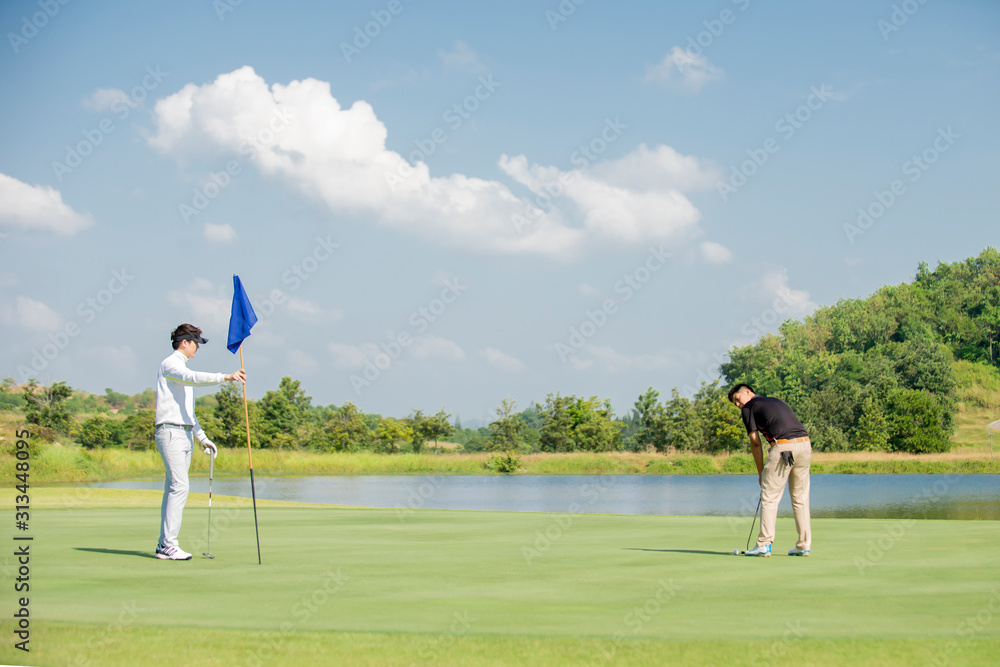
954, 359, 1000, 409
2, 445, 997, 483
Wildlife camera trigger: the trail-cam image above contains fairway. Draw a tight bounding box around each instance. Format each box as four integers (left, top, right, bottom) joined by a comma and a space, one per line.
2, 489, 998, 666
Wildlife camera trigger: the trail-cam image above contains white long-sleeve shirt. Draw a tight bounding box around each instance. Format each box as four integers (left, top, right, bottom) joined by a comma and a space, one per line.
154, 349, 226, 444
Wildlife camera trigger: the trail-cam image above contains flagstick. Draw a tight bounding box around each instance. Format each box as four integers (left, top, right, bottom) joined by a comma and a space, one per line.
239, 345, 262, 565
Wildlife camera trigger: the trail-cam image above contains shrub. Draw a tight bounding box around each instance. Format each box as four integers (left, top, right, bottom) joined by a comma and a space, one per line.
721, 453, 756, 474
485, 452, 521, 474
669, 455, 717, 474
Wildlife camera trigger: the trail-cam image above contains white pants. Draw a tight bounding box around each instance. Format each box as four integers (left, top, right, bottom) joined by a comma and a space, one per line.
156, 424, 193, 548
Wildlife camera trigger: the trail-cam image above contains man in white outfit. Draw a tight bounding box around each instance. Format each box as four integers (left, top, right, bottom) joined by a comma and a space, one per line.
154, 323, 246, 560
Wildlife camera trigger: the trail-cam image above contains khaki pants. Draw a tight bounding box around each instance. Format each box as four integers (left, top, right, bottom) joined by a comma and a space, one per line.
758, 439, 811, 551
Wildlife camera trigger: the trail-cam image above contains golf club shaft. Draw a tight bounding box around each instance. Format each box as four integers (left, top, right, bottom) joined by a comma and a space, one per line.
206, 454, 214, 555
746, 495, 761, 551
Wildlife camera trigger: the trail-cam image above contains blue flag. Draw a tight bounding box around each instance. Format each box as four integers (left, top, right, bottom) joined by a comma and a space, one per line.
227, 275, 258, 353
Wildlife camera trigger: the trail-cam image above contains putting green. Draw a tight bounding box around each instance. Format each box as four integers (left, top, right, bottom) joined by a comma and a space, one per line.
1, 488, 998, 666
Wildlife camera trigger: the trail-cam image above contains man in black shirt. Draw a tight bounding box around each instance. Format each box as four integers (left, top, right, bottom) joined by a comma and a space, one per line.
728, 384, 811, 557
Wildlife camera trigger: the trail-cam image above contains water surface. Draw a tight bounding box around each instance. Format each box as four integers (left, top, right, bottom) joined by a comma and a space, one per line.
89, 474, 1000, 520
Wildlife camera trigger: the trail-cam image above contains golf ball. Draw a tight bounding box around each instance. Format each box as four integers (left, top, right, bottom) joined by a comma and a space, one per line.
733, 549, 740, 555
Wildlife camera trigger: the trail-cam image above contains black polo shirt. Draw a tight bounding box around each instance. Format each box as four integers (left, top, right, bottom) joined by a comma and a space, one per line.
741, 396, 808, 444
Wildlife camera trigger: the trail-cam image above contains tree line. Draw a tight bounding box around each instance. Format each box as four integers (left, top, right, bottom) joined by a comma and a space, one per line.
4, 247, 998, 455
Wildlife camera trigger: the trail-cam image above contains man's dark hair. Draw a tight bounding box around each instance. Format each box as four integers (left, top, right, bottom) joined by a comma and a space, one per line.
171, 324, 203, 350
727, 383, 755, 403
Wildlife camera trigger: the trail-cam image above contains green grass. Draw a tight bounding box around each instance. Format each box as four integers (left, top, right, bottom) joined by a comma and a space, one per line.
1, 488, 998, 666
4, 446, 999, 484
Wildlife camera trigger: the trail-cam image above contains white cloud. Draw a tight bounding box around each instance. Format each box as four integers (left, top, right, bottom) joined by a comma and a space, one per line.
498, 143, 717, 246
81, 88, 130, 112
411, 335, 465, 362
166, 278, 229, 330
738, 267, 817, 319
328, 335, 463, 368
328, 342, 379, 369
2, 295, 63, 331
644, 47, 724, 94
147, 67, 717, 259
577, 283, 601, 298
286, 297, 343, 323
204, 222, 236, 243
0, 272, 19, 288
481, 347, 524, 372
583, 344, 675, 374
0, 173, 94, 235
287, 348, 317, 375
438, 40, 486, 74
700, 241, 733, 264
89, 345, 136, 374
760, 268, 816, 317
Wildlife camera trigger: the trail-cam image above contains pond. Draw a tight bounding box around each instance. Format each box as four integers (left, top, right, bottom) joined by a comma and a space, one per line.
89, 474, 1000, 520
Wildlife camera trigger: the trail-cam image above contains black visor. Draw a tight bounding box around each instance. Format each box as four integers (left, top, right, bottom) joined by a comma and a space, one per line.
174, 333, 208, 345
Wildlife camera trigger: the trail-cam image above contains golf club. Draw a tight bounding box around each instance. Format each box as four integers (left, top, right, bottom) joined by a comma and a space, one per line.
203, 448, 215, 559
733, 495, 762, 555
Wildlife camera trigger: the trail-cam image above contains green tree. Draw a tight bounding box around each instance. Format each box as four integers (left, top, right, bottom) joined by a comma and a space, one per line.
324, 402, 369, 452
122, 410, 156, 450
855, 395, 889, 451
409, 409, 453, 453
375, 417, 412, 453
662, 389, 701, 451
23, 380, 73, 434
693, 381, 744, 453
104, 387, 128, 410
79, 416, 113, 449
885, 388, 950, 453
538, 394, 576, 452
489, 397, 525, 452
213, 384, 249, 449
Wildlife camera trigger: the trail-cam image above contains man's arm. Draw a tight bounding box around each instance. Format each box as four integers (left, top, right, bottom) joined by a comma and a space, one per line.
748, 430, 764, 487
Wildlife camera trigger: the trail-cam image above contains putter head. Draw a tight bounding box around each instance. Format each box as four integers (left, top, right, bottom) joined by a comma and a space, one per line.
202, 552, 214, 559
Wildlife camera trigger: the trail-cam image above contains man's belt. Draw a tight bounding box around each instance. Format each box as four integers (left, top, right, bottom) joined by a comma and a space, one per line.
156, 423, 193, 431
769, 436, 809, 446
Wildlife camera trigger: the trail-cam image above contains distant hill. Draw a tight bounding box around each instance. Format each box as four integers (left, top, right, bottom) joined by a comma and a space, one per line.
721, 247, 1000, 452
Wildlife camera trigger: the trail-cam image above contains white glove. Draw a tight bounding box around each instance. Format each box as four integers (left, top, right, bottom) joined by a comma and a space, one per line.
202, 440, 218, 457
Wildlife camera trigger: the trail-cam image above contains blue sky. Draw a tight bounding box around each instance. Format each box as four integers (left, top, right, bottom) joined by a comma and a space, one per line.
1, 0, 997, 424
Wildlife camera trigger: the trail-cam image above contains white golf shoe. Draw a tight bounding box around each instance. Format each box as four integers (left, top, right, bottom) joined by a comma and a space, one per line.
155, 544, 192, 560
